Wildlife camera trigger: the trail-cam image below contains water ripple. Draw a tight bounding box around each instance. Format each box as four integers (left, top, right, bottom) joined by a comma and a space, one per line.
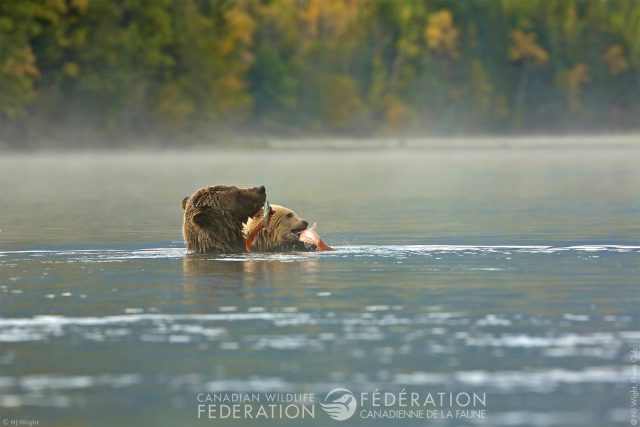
0, 244, 637, 263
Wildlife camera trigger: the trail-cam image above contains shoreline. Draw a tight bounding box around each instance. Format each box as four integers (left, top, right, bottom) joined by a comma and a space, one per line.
265, 135, 640, 151
1, 134, 639, 154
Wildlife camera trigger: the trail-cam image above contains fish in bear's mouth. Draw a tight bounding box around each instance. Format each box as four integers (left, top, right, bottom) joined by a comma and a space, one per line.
288, 224, 308, 240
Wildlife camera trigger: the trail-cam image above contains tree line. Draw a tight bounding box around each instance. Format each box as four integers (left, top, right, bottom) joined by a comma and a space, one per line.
1, 0, 638, 147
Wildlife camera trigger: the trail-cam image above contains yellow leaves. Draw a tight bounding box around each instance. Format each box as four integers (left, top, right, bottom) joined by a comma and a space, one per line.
216, 38, 235, 57
217, 74, 248, 94
425, 10, 459, 59
225, 7, 255, 46
558, 63, 590, 111
301, 0, 359, 41
381, 95, 417, 133
2, 46, 38, 77
33, 0, 89, 22
384, 97, 408, 125
205, 73, 252, 118
1, 47, 39, 118
63, 62, 78, 78
33, 0, 68, 24
508, 30, 549, 65
2, 0, 637, 133
566, 63, 590, 90
302, 0, 321, 37
319, 75, 365, 128
397, 38, 420, 58
399, 5, 413, 23
218, 5, 255, 66
71, 0, 89, 14
602, 45, 629, 76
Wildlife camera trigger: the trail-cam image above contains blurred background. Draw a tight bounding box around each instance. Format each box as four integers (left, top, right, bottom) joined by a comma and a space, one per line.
0, 0, 638, 149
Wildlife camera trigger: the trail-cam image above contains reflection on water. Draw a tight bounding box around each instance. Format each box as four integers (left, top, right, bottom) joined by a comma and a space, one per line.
183, 253, 320, 285
0, 148, 638, 426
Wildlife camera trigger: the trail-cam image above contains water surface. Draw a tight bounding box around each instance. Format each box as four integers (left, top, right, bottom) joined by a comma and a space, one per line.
0, 147, 638, 426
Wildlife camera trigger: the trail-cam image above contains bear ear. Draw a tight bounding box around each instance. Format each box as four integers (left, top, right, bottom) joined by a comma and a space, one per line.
181, 196, 189, 210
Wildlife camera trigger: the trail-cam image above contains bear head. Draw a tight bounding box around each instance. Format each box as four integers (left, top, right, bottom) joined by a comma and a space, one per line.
243, 204, 309, 252
182, 185, 266, 253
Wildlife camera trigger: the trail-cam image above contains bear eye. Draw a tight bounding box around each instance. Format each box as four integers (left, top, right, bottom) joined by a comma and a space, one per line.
286, 213, 293, 218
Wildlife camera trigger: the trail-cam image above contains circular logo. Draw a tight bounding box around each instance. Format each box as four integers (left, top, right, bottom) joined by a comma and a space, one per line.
320, 388, 357, 421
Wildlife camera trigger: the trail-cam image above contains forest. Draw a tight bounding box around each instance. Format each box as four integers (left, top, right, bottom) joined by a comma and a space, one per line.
1, 0, 638, 147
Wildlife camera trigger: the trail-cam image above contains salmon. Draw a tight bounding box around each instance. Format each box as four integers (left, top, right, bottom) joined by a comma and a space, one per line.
245, 200, 275, 252
298, 223, 335, 251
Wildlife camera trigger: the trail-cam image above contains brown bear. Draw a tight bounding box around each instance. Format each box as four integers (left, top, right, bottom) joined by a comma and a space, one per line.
243, 204, 309, 252
181, 185, 266, 253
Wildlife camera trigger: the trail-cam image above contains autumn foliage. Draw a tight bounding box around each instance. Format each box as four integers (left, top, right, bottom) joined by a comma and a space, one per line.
0, 0, 638, 145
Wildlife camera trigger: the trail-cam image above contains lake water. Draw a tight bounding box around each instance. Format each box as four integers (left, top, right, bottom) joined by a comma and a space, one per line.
0, 146, 638, 426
